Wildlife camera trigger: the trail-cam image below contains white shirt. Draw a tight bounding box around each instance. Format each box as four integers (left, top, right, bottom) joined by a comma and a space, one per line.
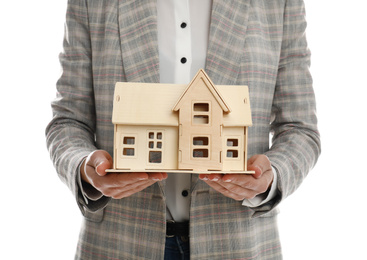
157, 0, 278, 222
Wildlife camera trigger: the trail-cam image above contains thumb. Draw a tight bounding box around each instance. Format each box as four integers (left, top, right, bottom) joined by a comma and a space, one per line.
90, 150, 113, 176
247, 164, 262, 179
247, 154, 270, 179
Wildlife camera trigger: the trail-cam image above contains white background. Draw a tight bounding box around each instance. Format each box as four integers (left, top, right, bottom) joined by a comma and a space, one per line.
1, 1, 366, 259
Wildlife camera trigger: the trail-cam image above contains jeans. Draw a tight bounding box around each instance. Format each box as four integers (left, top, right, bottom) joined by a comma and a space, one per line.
164, 236, 190, 260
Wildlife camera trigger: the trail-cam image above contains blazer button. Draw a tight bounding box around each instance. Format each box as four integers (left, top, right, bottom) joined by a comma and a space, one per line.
181, 57, 187, 64
181, 22, 187, 29
181, 190, 189, 197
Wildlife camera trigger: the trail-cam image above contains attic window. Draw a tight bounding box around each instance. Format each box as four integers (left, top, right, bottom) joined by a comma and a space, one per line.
192, 102, 210, 125
194, 103, 209, 112
193, 115, 209, 124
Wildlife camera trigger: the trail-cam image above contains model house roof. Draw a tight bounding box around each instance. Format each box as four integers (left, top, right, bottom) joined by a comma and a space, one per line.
112, 70, 252, 127
173, 69, 231, 113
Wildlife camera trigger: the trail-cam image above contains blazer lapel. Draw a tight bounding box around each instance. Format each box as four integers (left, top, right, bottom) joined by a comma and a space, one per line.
118, 0, 160, 83
205, 0, 251, 85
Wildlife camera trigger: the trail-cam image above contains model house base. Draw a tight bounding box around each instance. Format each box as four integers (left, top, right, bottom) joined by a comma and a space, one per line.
107, 69, 254, 174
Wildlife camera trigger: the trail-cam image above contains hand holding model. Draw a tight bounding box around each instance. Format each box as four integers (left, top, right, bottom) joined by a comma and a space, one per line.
199, 155, 274, 201
80, 150, 168, 199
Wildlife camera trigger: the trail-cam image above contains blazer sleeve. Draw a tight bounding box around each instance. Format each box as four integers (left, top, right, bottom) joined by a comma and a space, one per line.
259, 0, 321, 214
45, 0, 109, 214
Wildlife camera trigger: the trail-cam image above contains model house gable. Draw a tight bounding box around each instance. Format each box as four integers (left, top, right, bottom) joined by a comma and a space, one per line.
173, 69, 231, 113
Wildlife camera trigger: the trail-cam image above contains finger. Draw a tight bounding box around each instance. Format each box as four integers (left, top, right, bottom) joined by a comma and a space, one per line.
105, 179, 157, 199
87, 150, 113, 176
199, 174, 209, 181
220, 175, 259, 194
147, 172, 168, 181
204, 173, 273, 200
247, 154, 271, 179
103, 172, 150, 188
221, 174, 251, 184
199, 174, 222, 181
203, 179, 256, 201
103, 172, 167, 189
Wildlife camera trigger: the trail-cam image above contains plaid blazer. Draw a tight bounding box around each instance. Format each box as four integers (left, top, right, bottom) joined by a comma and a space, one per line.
46, 0, 321, 259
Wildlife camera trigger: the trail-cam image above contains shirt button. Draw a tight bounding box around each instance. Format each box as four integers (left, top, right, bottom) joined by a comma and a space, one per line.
181, 57, 187, 64
181, 190, 189, 197
181, 22, 187, 29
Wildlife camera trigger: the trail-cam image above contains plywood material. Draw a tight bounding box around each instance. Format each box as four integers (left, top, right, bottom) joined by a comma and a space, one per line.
109, 69, 253, 174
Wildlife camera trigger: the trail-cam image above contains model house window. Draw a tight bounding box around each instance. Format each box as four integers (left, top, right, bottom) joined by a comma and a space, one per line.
193, 102, 210, 125
122, 136, 136, 157
193, 136, 209, 158
148, 131, 163, 163
226, 138, 239, 158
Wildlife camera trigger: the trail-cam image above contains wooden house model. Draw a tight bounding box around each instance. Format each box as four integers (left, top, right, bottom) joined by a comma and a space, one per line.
109, 69, 253, 174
